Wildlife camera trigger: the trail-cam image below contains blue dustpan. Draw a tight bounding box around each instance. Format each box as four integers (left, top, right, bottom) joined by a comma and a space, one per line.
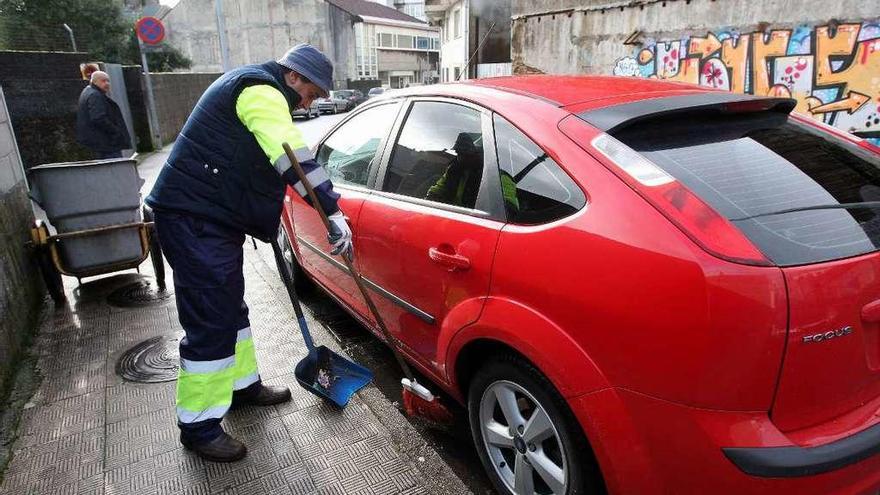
293, 316, 373, 407
271, 240, 372, 408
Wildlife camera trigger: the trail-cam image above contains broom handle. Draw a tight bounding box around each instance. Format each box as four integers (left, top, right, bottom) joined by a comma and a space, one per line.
270, 237, 316, 352
282, 143, 417, 381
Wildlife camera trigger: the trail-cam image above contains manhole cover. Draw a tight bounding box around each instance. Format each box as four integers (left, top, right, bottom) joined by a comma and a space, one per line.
116, 336, 179, 383
107, 279, 173, 307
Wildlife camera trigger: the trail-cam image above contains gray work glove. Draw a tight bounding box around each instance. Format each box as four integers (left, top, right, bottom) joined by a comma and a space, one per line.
327, 210, 353, 260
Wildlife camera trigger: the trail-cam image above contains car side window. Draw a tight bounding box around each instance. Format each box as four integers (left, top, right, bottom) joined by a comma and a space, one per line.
316, 103, 399, 187
493, 115, 586, 224
383, 101, 484, 210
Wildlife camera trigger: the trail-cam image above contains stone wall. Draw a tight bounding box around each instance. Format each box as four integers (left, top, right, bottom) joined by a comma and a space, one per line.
150, 72, 221, 145
510, 0, 880, 140
0, 51, 93, 169
0, 86, 42, 396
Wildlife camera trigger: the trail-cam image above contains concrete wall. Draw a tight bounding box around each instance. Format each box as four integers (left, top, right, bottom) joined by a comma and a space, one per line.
510, 0, 880, 138
0, 86, 42, 396
0, 51, 94, 169
150, 72, 221, 145
164, 0, 358, 87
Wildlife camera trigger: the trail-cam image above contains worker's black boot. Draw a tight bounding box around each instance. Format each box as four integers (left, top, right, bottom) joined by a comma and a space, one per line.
231, 384, 292, 408
181, 432, 247, 463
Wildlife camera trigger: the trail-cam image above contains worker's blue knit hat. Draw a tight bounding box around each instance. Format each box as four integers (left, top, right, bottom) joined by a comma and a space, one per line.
276, 43, 334, 96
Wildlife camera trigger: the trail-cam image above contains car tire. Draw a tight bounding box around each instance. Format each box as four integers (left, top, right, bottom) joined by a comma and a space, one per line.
276, 224, 313, 295
468, 354, 604, 495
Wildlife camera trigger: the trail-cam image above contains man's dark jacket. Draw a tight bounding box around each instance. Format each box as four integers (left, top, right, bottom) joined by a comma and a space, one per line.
76, 84, 131, 153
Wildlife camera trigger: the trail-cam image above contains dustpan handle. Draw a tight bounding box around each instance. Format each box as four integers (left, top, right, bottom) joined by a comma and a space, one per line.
270, 238, 316, 352
282, 143, 417, 381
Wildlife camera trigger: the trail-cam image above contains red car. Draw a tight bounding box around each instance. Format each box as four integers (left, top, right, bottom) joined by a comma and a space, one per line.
277, 75, 880, 495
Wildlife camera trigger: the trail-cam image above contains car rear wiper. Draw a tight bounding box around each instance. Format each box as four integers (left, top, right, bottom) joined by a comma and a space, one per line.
731, 202, 880, 221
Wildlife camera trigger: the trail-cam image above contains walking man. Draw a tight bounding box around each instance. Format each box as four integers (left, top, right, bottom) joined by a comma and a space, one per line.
76, 71, 131, 159
145, 44, 353, 462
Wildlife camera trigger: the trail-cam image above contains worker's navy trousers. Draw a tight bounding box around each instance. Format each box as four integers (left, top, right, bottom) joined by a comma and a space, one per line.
154, 211, 262, 444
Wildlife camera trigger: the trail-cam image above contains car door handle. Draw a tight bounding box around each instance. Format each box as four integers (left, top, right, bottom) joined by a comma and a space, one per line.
428, 246, 470, 271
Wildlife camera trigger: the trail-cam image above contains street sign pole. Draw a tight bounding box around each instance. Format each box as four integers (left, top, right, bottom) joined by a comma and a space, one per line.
138, 38, 163, 150
214, 0, 231, 72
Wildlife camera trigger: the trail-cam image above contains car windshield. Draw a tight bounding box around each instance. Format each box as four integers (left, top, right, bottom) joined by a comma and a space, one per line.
613, 113, 880, 266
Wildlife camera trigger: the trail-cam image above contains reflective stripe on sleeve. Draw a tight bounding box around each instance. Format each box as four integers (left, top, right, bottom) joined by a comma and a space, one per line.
290, 167, 330, 198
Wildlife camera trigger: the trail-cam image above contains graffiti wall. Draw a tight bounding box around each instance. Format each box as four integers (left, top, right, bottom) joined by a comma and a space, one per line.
613, 21, 880, 144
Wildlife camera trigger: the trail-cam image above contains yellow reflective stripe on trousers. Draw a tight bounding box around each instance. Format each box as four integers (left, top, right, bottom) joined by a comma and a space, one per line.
233, 327, 259, 391
176, 356, 236, 423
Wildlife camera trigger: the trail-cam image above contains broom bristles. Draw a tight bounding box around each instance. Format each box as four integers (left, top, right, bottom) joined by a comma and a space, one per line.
402, 387, 455, 425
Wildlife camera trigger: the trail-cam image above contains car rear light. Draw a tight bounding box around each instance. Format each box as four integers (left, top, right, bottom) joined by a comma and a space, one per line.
590, 132, 771, 266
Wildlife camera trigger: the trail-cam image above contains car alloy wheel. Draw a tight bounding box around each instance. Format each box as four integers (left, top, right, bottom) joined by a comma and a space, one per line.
479, 380, 568, 495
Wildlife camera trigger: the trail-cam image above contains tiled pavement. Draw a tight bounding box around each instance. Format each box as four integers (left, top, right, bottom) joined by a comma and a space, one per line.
0, 233, 471, 494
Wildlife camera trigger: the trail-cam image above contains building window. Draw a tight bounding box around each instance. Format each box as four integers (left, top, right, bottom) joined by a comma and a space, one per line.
454, 67, 460, 80
416, 36, 429, 50
453, 9, 461, 38
378, 32, 394, 47
397, 34, 414, 49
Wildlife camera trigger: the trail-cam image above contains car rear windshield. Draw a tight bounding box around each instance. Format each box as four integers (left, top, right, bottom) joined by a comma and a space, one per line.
612, 112, 880, 266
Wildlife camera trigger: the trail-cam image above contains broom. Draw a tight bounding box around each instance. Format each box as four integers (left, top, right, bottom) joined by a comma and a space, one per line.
282, 143, 454, 425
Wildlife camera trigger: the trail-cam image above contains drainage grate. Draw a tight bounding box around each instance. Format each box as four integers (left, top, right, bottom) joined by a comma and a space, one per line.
107, 279, 173, 308
116, 335, 180, 383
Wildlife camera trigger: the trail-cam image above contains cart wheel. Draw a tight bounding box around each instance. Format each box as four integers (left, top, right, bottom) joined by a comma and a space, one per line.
149, 232, 166, 290
30, 220, 65, 303
37, 244, 65, 303
143, 205, 166, 290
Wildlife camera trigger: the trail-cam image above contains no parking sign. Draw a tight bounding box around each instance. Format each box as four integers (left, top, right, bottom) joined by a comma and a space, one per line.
135, 16, 165, 45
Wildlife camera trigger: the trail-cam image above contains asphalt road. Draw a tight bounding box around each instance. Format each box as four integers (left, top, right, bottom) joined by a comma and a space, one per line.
139, 109, 497, 494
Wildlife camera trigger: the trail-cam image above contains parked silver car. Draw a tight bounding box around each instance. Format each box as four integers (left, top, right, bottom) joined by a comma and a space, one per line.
317, 91, 350, 114
291, 99, 319, 119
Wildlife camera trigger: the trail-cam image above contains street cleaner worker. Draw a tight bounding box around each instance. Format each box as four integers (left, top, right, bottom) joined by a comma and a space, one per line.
145, 44, 352, 463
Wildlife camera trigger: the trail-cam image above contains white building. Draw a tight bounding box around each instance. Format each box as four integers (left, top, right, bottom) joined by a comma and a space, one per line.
333, 0, 440, 88
426, 0, 467, 82
426, 0, 511, 81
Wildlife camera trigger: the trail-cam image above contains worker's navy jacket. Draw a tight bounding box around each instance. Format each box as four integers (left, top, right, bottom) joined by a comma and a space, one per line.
146, 61, 332, 241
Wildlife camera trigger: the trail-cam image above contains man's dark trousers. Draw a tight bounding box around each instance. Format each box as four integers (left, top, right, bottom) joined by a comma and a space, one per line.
153, 211, 263, 444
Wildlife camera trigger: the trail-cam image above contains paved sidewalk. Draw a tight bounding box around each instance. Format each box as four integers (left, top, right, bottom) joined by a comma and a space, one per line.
0, 147, 471, 495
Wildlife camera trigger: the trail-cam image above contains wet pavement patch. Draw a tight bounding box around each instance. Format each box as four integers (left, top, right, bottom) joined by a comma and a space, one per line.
298, 289, 496, 494
116, 335, 180, 383
106, 278, 173, 307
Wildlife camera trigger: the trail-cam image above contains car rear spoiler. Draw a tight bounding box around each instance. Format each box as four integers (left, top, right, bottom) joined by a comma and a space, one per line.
578, 93, 797, 134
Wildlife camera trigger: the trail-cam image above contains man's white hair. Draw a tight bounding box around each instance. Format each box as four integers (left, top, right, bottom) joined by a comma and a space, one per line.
90, 71, 109, 83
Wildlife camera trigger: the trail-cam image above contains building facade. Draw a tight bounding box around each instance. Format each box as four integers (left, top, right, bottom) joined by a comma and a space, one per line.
330, 0, 439, 88
158, 0, 357, 88
160, 0, 437, 89
426, 0, 511, 82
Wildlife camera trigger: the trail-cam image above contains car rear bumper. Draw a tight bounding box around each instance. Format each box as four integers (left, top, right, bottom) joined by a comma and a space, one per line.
723, 423, 880, 478
570, 388, 880, 495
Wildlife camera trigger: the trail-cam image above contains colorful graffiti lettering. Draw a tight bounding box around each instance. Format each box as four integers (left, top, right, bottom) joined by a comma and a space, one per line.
613, 21, 880, 145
